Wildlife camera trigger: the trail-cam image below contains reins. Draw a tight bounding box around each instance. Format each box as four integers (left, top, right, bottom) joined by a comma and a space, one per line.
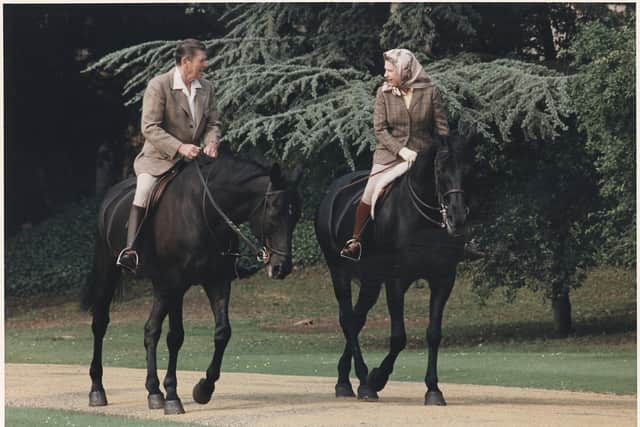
194, 157, 290, 264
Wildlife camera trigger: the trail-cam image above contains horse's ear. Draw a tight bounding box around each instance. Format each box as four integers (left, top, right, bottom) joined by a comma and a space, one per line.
270, 163, 284, 187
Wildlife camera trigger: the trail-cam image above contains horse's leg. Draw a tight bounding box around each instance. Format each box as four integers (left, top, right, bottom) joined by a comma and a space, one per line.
351, 278, 382, 401
424, 273, 455, 406
193, 279, 232, 405
162, 290, 187, 415
144, 289, 169, 410
368, 279, 409, 393
330, 268, 357, 398
88, 240, 121, 407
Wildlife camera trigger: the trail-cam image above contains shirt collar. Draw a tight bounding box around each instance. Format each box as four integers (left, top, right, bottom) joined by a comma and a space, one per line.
172, 67, 202, 91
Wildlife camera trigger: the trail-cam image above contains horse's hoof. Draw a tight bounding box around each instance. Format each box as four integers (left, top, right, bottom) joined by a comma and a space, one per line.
89, 390, 107, 407
425, 390, 447, 406
148, 393, 165, 409
357, 385, 379, 401
335, 382, 356, 398
164, 399, 185, 415
193, 378, 215, 404
367, 368, 389, 392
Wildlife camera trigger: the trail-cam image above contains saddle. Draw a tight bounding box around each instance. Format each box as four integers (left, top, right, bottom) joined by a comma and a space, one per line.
99, 162, 186, 255
145, 162, 185, 216
330, 172, 397, 242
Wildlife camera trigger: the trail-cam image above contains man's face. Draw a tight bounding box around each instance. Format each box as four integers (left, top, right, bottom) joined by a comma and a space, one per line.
384, 61, 402, 87
182, 50, 208, 82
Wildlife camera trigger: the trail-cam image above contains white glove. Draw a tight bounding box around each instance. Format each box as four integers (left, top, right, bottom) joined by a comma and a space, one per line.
398, 147, 417, 166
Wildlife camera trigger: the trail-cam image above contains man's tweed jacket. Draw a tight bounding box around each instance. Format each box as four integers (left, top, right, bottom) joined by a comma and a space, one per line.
134, 69, 222, 176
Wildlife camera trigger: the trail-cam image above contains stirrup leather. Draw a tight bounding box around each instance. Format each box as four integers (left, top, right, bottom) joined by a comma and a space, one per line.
116, 247, 139, 273
340, 238, 362, 261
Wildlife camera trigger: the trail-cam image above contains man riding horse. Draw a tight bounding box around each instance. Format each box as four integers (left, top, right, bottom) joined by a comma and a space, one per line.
117, 38, 221, 273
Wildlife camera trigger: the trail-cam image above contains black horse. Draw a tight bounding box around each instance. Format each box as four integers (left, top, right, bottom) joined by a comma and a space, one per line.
315, 133, 470, 405
82, 152, 301, 414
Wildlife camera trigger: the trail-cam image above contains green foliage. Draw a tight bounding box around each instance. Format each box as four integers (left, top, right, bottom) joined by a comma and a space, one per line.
291, 220, 323, 266
5, 199, 97, 297
467, 128, 598, 300
567, 16, 635, 267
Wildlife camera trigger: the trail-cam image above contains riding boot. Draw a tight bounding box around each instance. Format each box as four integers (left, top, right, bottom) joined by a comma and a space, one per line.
340, 201, 371, 261
116, 205, 145, 273
463, 238, 486, 261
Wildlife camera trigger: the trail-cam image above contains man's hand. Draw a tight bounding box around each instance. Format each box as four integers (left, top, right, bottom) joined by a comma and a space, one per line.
398, 147, 418, 167
203, 143, 218, 158
178, 143, 201, 160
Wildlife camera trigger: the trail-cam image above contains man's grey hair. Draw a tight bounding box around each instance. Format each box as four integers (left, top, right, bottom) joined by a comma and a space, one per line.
175, 39, 207, 65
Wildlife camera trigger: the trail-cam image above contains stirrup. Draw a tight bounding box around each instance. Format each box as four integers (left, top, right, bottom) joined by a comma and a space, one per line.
340, 238, 362, 262
116, 247, 139, 273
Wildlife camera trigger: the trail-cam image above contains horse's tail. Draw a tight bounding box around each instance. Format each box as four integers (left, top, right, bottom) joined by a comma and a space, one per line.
81, 229, 122, 313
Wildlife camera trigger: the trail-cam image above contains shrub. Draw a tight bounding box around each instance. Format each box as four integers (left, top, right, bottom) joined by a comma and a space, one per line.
6, 199, 98, 297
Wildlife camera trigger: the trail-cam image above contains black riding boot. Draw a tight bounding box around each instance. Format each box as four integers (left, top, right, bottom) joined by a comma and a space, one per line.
116, 205, 145, 273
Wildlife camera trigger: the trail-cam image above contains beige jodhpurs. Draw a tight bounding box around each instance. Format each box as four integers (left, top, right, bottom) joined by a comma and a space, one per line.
132, 173, 158, 208
361, 162, 401, 205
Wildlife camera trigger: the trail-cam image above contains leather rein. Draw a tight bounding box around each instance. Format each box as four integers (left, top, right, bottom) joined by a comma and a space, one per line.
407, 150, 465, 229
194, 159, 290, 264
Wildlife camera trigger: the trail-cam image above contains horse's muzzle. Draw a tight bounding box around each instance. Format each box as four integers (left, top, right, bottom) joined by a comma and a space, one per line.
266, 259, 292, 279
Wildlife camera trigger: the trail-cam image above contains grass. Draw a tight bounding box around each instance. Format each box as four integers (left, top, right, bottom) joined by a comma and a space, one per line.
5, 407, 204, 427
5, 321, 636, 394
5, 265, 636, 394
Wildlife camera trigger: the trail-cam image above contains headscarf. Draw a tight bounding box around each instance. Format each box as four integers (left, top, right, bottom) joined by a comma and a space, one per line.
381, 48, 432, 96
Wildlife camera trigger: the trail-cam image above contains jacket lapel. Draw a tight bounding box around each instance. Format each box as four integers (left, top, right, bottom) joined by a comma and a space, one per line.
408, 87, 422, 112
171, 89, 192, 123
193, 90, 206, 138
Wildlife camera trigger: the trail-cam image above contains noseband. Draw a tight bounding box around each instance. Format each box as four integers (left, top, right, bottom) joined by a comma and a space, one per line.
195, 160, 292, 264
407, 150, 465, 228
247, 182, 291, 263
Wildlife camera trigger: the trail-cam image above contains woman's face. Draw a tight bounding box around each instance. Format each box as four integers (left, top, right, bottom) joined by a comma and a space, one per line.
384, 61, 402, 87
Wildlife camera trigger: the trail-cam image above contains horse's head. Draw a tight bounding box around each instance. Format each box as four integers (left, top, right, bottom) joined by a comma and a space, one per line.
434, 134, 470, 237
248, 163, 302, 279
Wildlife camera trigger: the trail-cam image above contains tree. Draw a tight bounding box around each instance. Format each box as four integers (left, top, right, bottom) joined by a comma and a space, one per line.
86, 3, 626, 335
567, 12, 635, 267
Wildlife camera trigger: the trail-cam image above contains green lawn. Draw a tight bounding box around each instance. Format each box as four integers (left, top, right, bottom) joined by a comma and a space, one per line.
5, 407, 203, 427
5, 319, 636, 394
5, 266, 636, 395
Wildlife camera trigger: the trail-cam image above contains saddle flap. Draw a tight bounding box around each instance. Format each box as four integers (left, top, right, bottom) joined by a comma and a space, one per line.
147, 167, 181, 214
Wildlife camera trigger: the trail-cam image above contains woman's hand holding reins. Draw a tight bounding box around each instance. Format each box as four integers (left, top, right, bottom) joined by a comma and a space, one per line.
399, 147, 418, 167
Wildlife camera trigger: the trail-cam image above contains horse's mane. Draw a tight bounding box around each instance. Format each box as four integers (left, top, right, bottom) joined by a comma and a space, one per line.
197, 150, 270, 186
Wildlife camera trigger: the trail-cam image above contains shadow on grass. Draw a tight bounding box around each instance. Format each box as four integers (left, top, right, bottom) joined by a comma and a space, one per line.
379, 314, 637, 350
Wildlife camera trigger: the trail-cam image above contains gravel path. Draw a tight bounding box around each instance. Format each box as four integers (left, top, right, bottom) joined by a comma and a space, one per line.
5, 363, 637, 426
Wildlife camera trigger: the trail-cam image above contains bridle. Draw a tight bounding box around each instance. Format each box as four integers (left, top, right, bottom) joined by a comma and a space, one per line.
407, 150, 466, 229
195, 159, 292, 264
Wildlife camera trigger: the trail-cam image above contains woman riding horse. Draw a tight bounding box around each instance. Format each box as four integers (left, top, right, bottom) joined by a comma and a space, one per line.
340, 48, 449, 260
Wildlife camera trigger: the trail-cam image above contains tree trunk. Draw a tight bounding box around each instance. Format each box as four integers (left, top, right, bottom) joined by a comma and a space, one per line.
551, 283, 572, 337
536, 5, 557, 60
